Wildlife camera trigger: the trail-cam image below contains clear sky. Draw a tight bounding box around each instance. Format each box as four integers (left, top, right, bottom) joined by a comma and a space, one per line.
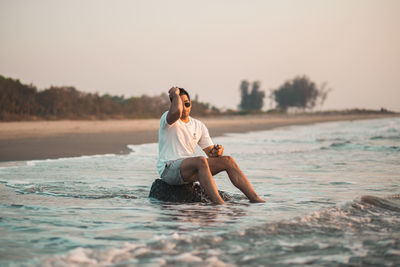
1, 0, 399, 111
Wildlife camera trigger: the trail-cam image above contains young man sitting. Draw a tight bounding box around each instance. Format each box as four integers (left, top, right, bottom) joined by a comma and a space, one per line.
157, 87, 265, 204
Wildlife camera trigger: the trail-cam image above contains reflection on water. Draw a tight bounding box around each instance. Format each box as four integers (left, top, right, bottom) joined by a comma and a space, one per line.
158, 202, 249, 226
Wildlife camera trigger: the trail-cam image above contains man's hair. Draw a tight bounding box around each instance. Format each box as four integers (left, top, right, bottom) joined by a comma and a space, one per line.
170, 88, 191, 102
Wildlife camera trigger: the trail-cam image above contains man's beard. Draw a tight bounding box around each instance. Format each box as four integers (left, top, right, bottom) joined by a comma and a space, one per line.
181, 111, 189, 119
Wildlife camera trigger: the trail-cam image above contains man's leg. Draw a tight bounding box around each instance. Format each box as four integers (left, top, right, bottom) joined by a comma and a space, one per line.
207, 156, 265, 203
180, 157, 225, 204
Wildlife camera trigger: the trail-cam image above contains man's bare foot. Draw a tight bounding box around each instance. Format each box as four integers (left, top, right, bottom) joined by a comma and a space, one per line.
250, 197, 265, 203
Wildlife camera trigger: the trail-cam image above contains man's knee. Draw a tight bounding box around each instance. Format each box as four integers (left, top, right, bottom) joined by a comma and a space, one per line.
194, 156, 209, 169
221, 155, 237, 168
181, 156, 209, 181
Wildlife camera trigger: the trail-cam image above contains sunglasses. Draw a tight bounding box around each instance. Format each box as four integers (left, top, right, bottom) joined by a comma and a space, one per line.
184, 102, 191, 108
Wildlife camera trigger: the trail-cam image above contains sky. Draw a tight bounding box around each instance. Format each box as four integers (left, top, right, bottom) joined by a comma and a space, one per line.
1, 0, 399, 111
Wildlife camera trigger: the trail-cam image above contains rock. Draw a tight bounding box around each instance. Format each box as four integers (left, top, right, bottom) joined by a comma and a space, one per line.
148, 179, 232, 203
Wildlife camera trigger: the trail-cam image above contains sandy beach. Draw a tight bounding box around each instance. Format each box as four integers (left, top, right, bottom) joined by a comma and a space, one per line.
0, 113, 397, 162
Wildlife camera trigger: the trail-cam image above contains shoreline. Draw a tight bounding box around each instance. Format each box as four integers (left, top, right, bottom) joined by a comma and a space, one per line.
0, 113, 398, 162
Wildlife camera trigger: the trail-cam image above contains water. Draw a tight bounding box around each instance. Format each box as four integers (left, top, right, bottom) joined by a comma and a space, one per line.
0, 117, 399, 266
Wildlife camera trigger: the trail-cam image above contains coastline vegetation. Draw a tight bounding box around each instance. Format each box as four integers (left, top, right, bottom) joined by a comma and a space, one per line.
0, 75, 395, 121
0, 75, 220, 121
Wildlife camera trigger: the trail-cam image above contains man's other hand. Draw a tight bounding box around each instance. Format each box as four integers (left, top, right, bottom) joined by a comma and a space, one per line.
207, 144, 224, 157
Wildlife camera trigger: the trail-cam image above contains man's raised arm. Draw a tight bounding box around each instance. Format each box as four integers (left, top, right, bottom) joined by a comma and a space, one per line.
166, 87, 182, 125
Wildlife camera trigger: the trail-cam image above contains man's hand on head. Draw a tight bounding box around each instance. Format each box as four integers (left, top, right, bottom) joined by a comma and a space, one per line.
166, 86, 183, 125
168, 87, 180, 99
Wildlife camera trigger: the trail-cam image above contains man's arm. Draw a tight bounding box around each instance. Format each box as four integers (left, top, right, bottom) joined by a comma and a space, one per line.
203, 144, 224, 158
166, 87, 182, 125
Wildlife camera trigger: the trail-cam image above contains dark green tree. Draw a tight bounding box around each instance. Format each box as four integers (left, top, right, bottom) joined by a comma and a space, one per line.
0, 74, 221, 120
272, 75, 330, 111
239, 80, 250, 111
0, 75, 38, 120
239, 80, 265, 111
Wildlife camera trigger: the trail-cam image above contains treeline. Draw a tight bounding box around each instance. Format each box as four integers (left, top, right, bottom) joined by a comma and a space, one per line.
0, 75, 220, 121
238, 76, 330, 112
238, 80, 265, 111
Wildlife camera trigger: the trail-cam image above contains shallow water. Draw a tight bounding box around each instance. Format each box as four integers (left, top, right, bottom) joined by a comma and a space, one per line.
0, 117, 399, 266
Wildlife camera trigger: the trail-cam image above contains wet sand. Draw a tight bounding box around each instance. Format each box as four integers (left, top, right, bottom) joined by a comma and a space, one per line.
0, 113, 397, 162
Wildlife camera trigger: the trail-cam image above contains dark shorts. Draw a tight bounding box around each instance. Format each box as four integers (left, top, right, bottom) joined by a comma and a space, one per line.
160, 158, 186, 185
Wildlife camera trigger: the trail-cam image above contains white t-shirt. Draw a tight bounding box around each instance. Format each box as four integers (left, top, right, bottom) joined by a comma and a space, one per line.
157, 111, 214, 176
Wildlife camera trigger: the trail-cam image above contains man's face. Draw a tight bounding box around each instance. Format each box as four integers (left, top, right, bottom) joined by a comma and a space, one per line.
180, 94, 191, 118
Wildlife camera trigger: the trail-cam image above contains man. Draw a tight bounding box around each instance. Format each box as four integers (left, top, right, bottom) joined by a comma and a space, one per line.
157, 87, 265, 204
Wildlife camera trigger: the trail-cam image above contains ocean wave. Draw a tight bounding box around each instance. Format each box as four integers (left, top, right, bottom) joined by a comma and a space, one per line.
10, 153, 122, 168
329, 140, 352, 147
370, 135, 400, 141
321, 141, 400, 152
9, 183, 141, 200
41, 194, 400, 266
361, 195, 400, 212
